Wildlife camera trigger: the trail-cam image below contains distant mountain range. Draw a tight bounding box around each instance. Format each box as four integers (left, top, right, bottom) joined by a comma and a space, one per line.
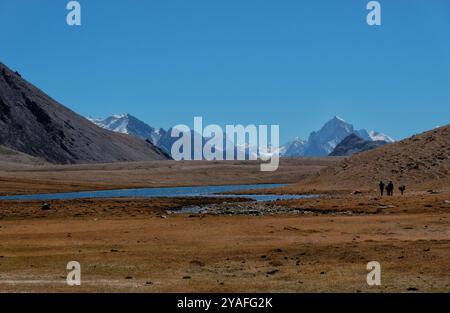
281, 116, 394, 157
89, 114, 244, 158
0, 63, 169, 164
88, 114, 180, 156
88, 114, 394, 158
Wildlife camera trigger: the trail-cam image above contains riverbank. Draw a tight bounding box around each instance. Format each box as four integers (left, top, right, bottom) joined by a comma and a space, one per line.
0, 158, 338, 196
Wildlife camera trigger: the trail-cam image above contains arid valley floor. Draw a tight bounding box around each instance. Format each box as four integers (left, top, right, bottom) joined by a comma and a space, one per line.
0, 158, 449, 293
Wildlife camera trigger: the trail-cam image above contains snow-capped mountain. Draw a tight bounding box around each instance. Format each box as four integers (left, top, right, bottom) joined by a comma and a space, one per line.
88, 114, 272, 159
89, 114, 394, 158
88, 115, 207, 157
356, 129, 394, 143
304, 116, 355, 156
280, 116, 394, 157
280, 137, 307, 157
88, 114, 166, 145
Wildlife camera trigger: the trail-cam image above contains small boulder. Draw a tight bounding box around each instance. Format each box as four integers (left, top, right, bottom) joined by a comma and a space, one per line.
266, 269, 279, 275
41, 203, 51, 211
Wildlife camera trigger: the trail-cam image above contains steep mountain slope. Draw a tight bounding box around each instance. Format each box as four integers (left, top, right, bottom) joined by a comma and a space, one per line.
0, 145, 46, 166
0, 63, 169, 164
297, 124, 450, 190
329, 133, 388, 156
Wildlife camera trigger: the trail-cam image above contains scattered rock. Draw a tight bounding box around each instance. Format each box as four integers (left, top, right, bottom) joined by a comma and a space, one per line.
169, 200, 348, 217
190, 260, 206, 267
182, 276, 191, 279
407, 287, 419, 291
125, 276, 133, 280
269, 260, 284, 267
110, 249, 119, 253
266, 269, 279, 275
41, 203, 51, 211
284, 226, 299, 231
145, 281, 153, 285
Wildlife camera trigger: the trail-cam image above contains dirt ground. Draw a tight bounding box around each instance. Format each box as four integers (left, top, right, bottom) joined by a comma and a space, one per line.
0, 193, 449, 293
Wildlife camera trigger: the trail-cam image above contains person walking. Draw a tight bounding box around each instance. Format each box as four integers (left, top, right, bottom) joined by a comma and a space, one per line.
379, 181, 385, 196
399, 185, 406, 195
387, 181, 394, 196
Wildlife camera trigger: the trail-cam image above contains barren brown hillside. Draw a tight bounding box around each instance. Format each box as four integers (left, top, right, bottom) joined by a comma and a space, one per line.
0, 63, 169, 164
289, 124, 450, 192
0, 145, 46, 166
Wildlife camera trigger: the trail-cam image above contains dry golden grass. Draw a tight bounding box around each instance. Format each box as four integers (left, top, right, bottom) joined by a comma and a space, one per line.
0, 212, 449, 292
0, 158, 338, 196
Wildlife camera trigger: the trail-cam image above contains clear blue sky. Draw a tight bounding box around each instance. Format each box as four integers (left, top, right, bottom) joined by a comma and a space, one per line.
1, 0, 449, 143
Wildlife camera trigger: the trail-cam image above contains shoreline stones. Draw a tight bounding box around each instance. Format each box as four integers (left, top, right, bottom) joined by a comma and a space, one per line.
168, 202, 357, 217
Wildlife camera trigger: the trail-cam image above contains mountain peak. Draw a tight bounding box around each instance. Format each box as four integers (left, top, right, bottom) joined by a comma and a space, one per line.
332, 115, 345, 122
88, 113, 165, 146
320, 116, 353, 130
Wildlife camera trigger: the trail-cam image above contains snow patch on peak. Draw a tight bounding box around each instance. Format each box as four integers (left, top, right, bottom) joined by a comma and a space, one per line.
333, 115, 346, 122
368, 131, 395, 143
87, 113, 163, 144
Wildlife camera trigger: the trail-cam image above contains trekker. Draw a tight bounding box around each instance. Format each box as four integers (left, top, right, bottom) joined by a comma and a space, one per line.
379, 181, 385, 196
387, 181, 394, 196
399, 185, 406, 195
